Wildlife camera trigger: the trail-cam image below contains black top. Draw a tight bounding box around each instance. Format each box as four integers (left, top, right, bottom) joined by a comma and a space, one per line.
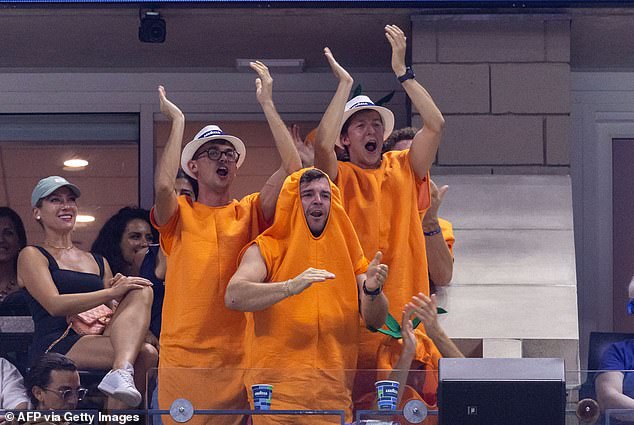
24, 246, 105, 364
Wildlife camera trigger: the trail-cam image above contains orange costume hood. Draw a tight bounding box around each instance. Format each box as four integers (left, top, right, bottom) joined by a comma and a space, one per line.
242, 168, 369, 424
250, 167, 368, 284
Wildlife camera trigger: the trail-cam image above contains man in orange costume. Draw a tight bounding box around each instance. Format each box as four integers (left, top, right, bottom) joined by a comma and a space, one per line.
226, 168, 388, 424
314, 25, 446, 403
151, 62, 301, 425
384, 126, 455, 287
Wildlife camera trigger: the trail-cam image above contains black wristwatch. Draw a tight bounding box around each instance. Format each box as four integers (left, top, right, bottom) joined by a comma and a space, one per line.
397, 67, 416, 83
363, 280, 382, 296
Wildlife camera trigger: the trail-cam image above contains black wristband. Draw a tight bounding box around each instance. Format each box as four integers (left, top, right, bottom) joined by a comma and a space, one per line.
363, 280, 382, 296
397, 67, 416, 83
424, 227, 442, 237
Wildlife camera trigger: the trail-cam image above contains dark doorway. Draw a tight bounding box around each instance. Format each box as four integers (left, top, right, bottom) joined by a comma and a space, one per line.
613, 138, 634, 332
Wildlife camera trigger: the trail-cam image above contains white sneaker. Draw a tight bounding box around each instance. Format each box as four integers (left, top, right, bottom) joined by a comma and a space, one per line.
98, 368, 142, 406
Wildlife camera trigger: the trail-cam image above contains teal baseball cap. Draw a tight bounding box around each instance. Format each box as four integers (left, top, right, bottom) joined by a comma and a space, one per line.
31, 176, 81, 208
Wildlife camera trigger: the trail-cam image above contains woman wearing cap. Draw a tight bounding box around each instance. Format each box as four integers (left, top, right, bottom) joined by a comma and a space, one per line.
17, 176, 157, 409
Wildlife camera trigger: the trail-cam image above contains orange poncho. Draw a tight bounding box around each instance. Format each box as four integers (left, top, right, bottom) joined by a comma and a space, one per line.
151, 195, 265, 425
355, 330, 442, 425
439, 218, 455, 255
242, 168, 369, 425
335, 150, 431, 371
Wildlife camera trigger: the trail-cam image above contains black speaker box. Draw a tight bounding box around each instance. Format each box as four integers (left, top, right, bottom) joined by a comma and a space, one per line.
438, 358, 566, 425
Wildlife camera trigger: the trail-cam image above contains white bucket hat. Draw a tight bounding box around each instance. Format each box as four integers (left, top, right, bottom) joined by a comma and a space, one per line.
181, 125, 246, 179
339, 95, 395, 142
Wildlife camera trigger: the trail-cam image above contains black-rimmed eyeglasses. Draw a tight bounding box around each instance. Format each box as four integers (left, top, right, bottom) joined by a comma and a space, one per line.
43, 387, 88, 402
194, 148, 240, 163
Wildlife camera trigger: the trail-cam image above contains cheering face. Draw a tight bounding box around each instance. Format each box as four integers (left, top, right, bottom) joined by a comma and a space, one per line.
34, 187, 78, 232
188, 140, 239, 192
300, 177, 332, 237
341, 110, 385, 169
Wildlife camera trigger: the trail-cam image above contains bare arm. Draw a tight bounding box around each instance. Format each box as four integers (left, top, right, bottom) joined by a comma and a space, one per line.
596, 372, 634, 411
154, 86, 185, 226
389, 308, 417, 407
408, 293, 463, 358
250, 61, 302, 223
385, 25, 445, 180
424, 180, 453, 286
314, 48, 354, 181
252, 61, 302, 176
17, 247, 151, 317
358, 251, 389, 330
226, 244, 335, 312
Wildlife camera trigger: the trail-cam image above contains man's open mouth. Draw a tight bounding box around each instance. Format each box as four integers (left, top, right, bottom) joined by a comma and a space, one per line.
310, 210, 323, 218
217, 167, 228, 177
365, 141, 377, 152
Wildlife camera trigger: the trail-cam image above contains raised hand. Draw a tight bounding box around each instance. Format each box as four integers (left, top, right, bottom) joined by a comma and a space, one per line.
423, 179, 449, 230
366, 251, 388, 292
287, 267, 335, 295
385, 24, 407, 77
250, 60, 274, 105
324, 47, 353, 85
158, 85, 184, 121
401, 305, 417, 357
406, 292, 441, 335
289, 124, 315, 167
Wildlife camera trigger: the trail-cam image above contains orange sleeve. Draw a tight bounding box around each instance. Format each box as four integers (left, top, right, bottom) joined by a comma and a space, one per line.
354, 256, 370, 276
150, 203, 181, 256
393, 150, 431, 213
244, 192, 267, 236
416, 172, 431, 213
439, 218, 455, 256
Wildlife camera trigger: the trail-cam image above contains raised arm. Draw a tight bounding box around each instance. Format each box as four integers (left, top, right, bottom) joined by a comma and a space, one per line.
389, 307, 418, 407
314, 48, 354, 182
357, 251, 389, 330
250, 61, 302, 223
17, 247, 151, 317
226, 244, 335, 312
407, 293, 463, 358
424, 180, 453, 286
385, 25, 445, 180
154, 86, 185, 226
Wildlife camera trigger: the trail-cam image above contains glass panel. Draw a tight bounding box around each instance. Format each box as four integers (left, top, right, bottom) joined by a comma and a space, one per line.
5, 368, 634, 425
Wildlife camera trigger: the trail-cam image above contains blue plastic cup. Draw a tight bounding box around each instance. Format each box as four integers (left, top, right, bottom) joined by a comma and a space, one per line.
375, 380, 399, 410
252, 384, 273, 411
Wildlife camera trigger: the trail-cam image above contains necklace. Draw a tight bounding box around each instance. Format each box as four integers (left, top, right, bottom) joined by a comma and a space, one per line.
43, 241, 74, 250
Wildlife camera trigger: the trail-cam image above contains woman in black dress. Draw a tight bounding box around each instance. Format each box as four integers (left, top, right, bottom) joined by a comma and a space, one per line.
18, 176, 157, 408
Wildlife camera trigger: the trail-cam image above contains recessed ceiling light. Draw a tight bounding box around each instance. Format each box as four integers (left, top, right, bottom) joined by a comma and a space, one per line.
64, 159, 89, 168
76, 215, 95, 223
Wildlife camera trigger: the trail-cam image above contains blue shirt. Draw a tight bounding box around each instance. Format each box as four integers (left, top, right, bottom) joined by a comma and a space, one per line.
600, 339, 634, 398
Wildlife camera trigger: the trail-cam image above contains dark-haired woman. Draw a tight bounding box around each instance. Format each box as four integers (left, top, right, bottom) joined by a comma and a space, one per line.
0, 207, 29, 315
18, 176, 157, 409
